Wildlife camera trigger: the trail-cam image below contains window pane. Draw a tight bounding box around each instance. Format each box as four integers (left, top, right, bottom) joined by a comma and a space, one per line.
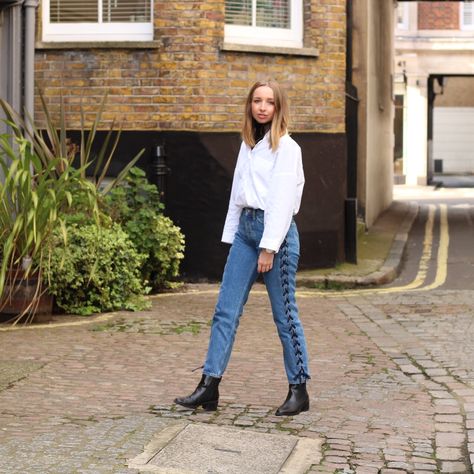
50, 0, 151, 23
463, 4, 473, 26
102, 0, 151, 23
397, 8, 404, 25
396, 2, 409, 29
256, 0, 290, 29
225, 0, 252, 26
50, 0, 98, 22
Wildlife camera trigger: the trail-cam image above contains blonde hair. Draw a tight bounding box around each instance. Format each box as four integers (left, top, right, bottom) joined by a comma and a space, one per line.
241, 80, 289, 152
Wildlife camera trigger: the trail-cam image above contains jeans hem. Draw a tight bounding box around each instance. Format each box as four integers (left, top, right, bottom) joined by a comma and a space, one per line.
202, 370, 223, 379
289, 374, 311, 385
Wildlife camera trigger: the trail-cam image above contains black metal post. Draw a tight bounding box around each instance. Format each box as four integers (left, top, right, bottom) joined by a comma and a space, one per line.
345, 0, 359, 264
150, 144, 168, 203
344, 198, 357, 264
427, 75, 437, 185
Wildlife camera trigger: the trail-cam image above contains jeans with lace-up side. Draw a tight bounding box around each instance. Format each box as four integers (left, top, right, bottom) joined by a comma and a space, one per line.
203, 208, 311, 385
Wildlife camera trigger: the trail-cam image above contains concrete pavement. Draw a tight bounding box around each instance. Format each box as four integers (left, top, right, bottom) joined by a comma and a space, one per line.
2, 187, 474, 473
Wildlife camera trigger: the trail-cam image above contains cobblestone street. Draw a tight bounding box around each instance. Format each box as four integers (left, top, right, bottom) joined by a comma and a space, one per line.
1, 280, 474, 473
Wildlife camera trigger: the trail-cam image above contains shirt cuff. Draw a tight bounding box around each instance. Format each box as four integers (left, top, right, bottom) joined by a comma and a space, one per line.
221, 231, 236, 244
258, 238, 280, 253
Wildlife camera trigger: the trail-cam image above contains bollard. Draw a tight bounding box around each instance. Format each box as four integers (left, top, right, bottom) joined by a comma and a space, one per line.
150, 144, 169, 203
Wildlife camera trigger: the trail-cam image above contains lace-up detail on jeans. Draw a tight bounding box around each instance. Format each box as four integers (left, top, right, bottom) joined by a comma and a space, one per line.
280, 238, 310, 384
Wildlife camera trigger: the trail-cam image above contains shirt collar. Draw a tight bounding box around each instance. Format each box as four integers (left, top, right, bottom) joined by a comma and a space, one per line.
254, 131, 271, 150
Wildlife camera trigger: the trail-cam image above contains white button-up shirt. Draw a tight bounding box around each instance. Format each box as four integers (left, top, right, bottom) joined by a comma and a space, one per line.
221, 132, 305, 252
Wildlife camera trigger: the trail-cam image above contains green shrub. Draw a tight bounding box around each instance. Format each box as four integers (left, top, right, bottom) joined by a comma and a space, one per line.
45, 223, 150, 315
104, 167, 185, 289
126, 212, 185, 289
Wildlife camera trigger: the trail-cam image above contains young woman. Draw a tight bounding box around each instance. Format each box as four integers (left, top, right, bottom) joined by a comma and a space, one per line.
175, 79, 311, 416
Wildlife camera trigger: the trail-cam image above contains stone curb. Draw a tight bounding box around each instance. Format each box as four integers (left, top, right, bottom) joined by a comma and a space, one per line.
297, 200, 419, 289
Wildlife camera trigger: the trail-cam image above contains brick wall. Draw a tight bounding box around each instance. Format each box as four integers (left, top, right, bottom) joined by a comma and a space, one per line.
35, 0, 346, 133
418, 1, 460, 30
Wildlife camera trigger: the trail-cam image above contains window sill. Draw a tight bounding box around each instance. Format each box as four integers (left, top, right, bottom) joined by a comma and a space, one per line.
221, 42, 319, 57
35, 40, 162, 50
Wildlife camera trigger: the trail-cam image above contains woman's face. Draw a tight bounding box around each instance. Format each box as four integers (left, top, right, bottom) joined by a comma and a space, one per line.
251, 86, 275, 125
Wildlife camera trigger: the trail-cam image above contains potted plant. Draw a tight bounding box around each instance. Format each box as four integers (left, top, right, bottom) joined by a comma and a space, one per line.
0, 133, 92, 323
0, 93, 144, 324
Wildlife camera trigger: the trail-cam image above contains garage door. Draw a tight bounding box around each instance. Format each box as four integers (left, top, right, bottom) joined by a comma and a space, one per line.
433, 107, 474, 174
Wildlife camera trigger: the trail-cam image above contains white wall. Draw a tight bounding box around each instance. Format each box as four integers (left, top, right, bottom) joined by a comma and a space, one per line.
353, 0, 394, 227
403, 75, 429, 185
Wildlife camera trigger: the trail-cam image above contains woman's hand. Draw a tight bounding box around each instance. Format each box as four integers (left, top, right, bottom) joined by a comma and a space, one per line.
258, 250, 275, 273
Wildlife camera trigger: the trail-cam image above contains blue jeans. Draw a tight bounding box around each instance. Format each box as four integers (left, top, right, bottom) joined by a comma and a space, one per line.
203, 208, 311, 384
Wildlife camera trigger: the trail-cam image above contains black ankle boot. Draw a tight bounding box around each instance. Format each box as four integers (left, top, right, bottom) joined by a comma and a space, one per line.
174, 374, 221, 411
275, 383, 309, 416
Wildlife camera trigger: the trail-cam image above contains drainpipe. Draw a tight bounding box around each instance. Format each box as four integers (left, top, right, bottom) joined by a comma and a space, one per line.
344, 0, 359, 264
23, 0, 38, 132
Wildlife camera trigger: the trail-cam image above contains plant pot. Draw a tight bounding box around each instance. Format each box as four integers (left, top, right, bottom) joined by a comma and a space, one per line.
0, 270, 53, 322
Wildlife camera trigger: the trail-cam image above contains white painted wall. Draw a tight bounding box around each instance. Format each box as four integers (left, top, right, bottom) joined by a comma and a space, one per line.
353, 0, 394, 227
433, 107, 474, 174
395, 1, 474, 185
404, 75, 428, 185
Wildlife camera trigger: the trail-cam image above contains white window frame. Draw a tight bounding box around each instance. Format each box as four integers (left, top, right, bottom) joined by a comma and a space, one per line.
461, 2, 474, 31
396, 2, 410, 31
224, 0, 303, 49
42, 0, 153, 42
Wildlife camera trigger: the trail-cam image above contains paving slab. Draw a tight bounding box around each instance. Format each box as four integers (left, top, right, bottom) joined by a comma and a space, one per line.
129, 422, 322, 473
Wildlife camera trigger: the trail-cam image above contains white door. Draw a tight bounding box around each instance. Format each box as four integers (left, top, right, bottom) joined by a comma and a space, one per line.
433, 107, 474, 174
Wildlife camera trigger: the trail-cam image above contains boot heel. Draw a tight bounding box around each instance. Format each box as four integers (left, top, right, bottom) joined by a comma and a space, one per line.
202, 400, 218, 411
301, 400, 310, 412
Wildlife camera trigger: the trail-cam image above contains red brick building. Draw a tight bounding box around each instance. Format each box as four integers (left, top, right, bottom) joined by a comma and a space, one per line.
34, 0, 348, 278
418, 1, 462, 30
